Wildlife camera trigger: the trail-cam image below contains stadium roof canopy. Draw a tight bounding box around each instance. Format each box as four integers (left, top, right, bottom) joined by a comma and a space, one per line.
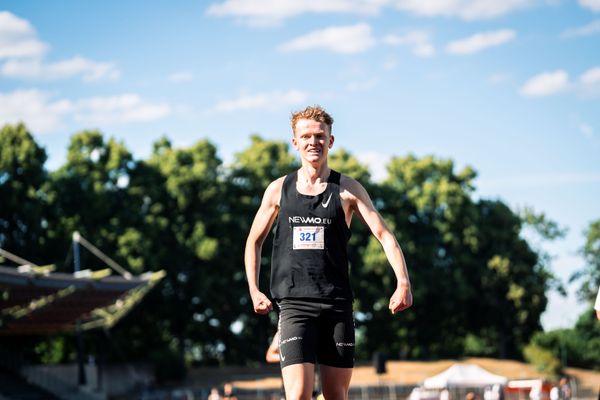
0, 264, 165, 335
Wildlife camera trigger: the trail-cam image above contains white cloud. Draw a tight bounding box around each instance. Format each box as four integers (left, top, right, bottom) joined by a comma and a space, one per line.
579, 66, 600, 97
0, 89, 72, 133
73, 94, 171, 125
345, 78, 379, 92
579, 0, 600, 12
446, 29, 516, 55
520, 70, 570, 96
168, 71, 195, 83
0, 11, 48, 58
519, 67, 600, 98
391, 0, 534, 20
383, 31, 435, 57
1, 56, 120, 81
279, 23, 375, 54
213, 89, 309, 112
206, 0, 383, 26
560, 20, 600, 38
0, 12, 119, 82
0, 90, 171, 133
206, 0, 534, 24
580, 66, 600, 85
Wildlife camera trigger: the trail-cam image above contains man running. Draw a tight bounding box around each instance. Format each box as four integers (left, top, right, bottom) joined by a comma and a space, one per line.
245, 105, 412, 400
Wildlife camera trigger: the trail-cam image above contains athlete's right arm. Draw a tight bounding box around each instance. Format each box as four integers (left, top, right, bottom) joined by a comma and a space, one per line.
244, 177, 283, 315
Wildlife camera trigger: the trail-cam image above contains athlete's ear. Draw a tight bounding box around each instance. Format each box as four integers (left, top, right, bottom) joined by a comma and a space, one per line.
291, 135, 299, 150
328, 134, 334, 149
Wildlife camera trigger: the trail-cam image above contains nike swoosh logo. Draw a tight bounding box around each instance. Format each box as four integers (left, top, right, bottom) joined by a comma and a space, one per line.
322, 193, 333, 208
280, 354, 286, 362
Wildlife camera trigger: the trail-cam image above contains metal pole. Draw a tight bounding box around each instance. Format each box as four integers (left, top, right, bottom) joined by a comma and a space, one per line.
73, 232, 87, 386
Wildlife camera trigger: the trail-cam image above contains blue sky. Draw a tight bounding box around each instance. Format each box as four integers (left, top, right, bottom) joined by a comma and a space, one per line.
1, 0, 599, 331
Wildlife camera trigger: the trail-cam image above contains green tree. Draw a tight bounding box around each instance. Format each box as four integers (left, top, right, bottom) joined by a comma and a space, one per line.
523, 342, 562, 376
572, 219, 600, 301
470, 200, 553, 358
45, 130, 137, 271
81, 135, 231, 376
38, 130, 148, 366
0, 123, 48, 259
329, 148, 371, 184
1, 126, 567, 370
0, 123, 60, 365
531, 217, 600, 372
351, 154, 553, 359
527, 309, 600, 370
570, 309, 600, 368
357, 154, 477, 359
139, 137, 226, 369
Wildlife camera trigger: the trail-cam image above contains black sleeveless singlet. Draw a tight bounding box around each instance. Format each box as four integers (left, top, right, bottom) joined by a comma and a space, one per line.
270, 170, 352, 300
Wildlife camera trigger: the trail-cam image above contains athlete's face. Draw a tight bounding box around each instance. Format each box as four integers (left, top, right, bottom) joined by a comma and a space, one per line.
292, 119, 334, 164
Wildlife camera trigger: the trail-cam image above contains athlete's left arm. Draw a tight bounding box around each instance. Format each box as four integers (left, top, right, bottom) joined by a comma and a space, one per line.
342, 176, 413, 314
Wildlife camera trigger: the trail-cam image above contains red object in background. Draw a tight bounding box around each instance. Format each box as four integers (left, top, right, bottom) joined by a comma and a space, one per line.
505, 379, 553, 400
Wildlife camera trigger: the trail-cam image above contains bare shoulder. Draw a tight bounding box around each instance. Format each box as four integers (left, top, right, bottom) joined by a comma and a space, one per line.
266, 176, 286, 191
263, 176, 286, 207
339, 174, 368, 201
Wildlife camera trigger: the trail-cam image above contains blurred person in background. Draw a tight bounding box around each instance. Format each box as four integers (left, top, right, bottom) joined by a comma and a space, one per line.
559, 378, 570, 400
208, 387, 221, 400
266, 330, 281, 364
223, 383, 237, 400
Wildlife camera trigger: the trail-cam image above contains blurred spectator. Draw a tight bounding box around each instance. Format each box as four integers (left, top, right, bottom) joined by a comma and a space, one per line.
223, 383, 237, 400
266, 330, 280, 363
484, 386, 493, 400
529, 381, 542, 400
559, 377, 571, 400
493, 384, 505, 400
266, 330, 285, 400
208, 387, 221, 400
466, 392, 478, 400
550, 385, 559, 400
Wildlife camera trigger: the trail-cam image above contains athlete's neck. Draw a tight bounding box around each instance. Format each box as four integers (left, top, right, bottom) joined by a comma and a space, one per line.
298, 164, 330, 185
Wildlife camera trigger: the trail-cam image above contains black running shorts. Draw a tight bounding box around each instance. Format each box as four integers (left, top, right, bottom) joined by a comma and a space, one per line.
277, 298, 355, 369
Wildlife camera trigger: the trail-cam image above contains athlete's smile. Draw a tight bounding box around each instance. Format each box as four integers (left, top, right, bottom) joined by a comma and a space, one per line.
292, 119, 333, 164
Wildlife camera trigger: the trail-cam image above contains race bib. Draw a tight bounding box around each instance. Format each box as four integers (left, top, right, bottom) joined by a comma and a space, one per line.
293, 226, 325, 250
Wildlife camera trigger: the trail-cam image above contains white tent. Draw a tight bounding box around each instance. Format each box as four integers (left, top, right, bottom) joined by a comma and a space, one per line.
422, 364, 508, 389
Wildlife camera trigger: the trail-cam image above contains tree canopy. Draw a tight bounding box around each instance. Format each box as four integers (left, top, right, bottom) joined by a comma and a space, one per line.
527, 217, 600, 372
0, 123, 566, 376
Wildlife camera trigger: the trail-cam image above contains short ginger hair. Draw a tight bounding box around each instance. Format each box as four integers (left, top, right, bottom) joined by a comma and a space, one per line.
290, 105, 334, 135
